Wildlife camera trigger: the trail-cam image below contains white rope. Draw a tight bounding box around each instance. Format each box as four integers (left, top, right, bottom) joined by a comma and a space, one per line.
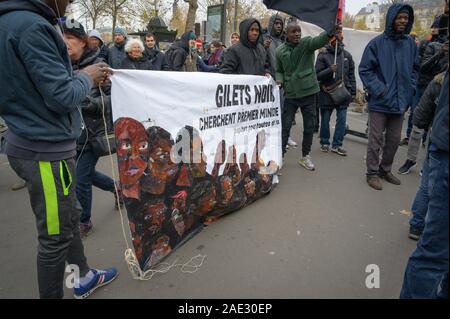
99, 83, 206, 280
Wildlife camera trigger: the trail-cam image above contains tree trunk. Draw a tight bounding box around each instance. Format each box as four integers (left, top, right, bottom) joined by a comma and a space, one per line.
184, 0, 198, 34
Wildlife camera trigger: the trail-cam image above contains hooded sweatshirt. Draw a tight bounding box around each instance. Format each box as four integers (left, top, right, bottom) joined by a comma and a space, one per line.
266, 14, 285, 77
0, 0, 93, 161
219, 18, 270, 76
359, 4, 419, 115
165, 32, 194, 71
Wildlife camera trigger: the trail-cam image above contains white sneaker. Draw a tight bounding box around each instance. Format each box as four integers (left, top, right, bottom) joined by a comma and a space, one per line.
298, 155, 315, 171
288, 137, 298, 147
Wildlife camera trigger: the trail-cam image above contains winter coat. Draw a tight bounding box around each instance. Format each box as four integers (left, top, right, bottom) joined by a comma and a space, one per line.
144, 47, 170, 71
165, 32, 192, 71
208, 48, 224, 66
98, 44, 109, 62
219, 18, 271, 76
429, 71, 449, 152
276, 31, 329, 99
413, 72, 445, 130
359, 3, 419, 115
0, 0, 91, 143
266, 14, 285, 77
315, 44, 356, 109
72, 48, 113, 151
417, 40, 448, 88
197, 56, 219, 72
121, 54, 154, 70
107, 41, 127, 69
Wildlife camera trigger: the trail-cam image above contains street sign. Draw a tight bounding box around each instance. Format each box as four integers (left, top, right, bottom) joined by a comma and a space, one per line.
206, 4, 226, 43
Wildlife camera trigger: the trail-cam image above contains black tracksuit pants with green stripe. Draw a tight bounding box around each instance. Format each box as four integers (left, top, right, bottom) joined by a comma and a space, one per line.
8, 156, 90, 299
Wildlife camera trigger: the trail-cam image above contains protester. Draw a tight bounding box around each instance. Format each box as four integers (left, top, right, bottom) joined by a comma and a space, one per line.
266, 15, 285, 77
121, 38, 153, 70
107, 26, 127, 69
208, 41, 224, 68
62, 20, 121, 239
165, 31, 198, 72
399, 38, 449, 174
399, 15, 449, 149
197, 55, 219, 72
144, 32, 170, 71
0, 0, 117, 299
88, 29, 108, 62
316, 30, 356, 156
231, 32, 240, 46
407, 71, 446, 240
359, 3, 419, 190
220, 18, 271, 76
400, 71, 449, 299
276, 22, 336, 171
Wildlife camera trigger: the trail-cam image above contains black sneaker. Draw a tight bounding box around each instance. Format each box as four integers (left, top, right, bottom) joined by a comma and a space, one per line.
399, 138, 409, 146
331, 146, 347, 156
398, 160, 417, 175
408, 227, 422, 241
320, 145, 330, 152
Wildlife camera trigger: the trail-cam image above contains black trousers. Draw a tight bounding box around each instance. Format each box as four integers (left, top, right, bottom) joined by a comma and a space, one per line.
282, 94, 317, 157
8, 156, 90, 299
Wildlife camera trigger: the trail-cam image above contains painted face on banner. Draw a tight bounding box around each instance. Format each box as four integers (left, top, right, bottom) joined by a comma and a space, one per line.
171, 209, 185, 237
143, 200, 166, 236
220, 176, 234, 206
197, 187, 217, 216
148, 235, 172, 266
115, 118, 149, 186
243, 176, 256, 199
149, 139, 175, 177
171, 191, 188, 213
142, 127, 178, 195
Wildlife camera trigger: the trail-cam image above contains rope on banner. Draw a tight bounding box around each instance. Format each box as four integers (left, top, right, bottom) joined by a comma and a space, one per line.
99, 83, 207, 280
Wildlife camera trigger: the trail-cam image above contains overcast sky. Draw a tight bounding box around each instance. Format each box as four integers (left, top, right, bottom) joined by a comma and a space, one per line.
346, 0, 379, 15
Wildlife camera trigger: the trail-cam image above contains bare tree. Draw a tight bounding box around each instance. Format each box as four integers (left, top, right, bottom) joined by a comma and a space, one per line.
104, 0, 130, 36
184, 0, 198, 33
342, 12, 354, 29
134, 0, 171, 27
77, 0, 108, 29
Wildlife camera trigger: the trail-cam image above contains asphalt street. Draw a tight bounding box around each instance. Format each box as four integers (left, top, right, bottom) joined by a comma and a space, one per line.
0, 111, 424, 299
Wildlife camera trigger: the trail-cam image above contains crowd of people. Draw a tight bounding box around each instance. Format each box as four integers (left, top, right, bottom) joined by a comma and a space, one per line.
0, 0, 448, 299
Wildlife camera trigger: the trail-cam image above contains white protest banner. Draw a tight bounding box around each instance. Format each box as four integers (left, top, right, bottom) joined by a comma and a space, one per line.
111, 70, 282, 271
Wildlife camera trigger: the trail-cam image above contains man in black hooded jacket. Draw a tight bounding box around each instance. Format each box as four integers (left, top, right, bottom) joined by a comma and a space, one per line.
220, 18, 271, 76
166, 31, 197, 71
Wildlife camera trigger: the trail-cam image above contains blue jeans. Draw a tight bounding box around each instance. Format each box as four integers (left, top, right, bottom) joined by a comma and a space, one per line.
409, 150, 430, 231
401, 145, 449, 299
320, 107, 347, 147
76, 150, 115, 224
